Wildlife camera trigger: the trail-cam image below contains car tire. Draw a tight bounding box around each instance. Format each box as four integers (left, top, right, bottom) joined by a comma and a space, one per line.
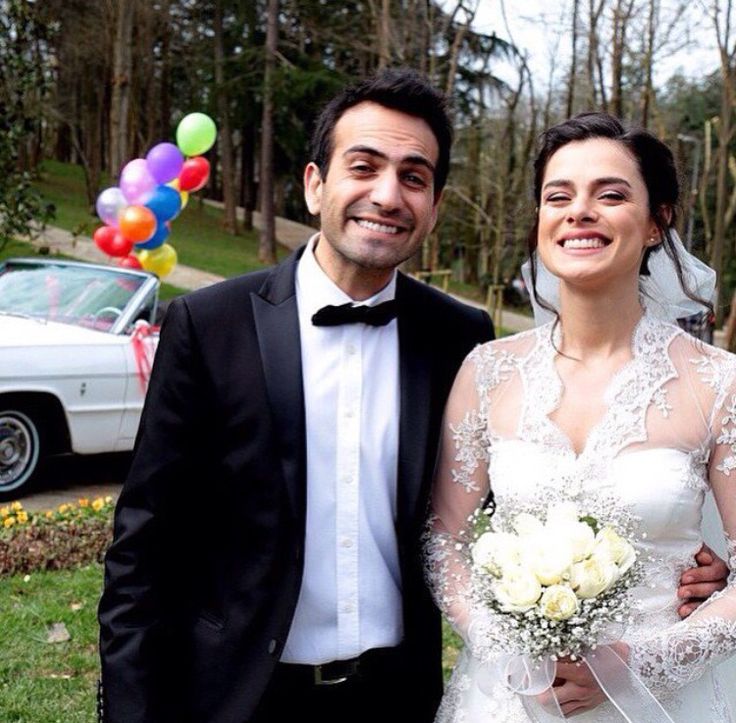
0, 409, 42, 501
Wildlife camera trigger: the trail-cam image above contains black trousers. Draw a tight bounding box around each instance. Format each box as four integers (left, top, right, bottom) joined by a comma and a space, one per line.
250, 648, 409, 723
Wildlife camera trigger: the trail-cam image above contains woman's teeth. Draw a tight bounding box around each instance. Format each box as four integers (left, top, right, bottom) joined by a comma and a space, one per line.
562, 237, 606, 249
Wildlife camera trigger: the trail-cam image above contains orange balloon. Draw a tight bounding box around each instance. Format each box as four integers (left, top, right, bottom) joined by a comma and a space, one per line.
119, 205, 157, 243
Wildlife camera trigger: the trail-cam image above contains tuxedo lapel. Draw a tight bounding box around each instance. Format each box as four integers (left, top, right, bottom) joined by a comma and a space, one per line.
396, 274, 433, 536
251, 250, 306, 522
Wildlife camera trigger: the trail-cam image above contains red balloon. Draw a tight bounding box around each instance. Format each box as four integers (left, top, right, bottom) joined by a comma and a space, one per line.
119, 254, 143, 270
119, 205, 157, 243
178, 156, 210, 192
94, 225, 134, 257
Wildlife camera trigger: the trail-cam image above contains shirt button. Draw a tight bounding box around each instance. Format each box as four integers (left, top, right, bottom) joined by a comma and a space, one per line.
345, 408, 354, 418
342, 475, 353, 485
343, 603, 354, 614
341, 538, 353, 548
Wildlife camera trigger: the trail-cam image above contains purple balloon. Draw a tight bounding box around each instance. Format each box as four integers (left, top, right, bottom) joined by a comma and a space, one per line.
95, 187, 127, 227
146, 142, 184, 184
120, 158, 156, 204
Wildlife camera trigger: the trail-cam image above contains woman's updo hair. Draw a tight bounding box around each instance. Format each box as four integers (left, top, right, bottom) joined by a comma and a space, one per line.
526, 111, 709, 318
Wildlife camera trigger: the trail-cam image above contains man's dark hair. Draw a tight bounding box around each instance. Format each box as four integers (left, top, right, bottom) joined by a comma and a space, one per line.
310, 67, 453, 197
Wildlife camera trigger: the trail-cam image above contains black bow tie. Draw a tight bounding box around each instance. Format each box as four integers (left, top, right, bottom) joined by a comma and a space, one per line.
311, 300, 397, 327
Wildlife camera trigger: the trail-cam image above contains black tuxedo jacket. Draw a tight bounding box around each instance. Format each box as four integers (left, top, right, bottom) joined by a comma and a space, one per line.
98, 248, 494, 722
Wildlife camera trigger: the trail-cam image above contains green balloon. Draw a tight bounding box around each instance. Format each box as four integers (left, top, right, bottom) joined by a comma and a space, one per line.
176, 113, 217, 157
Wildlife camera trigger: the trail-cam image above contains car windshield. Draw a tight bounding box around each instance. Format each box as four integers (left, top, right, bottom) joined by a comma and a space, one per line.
0, 262, 146, 331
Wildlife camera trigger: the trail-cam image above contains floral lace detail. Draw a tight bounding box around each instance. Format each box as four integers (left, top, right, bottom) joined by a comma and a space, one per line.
653, 387, 672, 418
716, 393, 736, 476
518, 316, 680, 464
727, 534, 736, 587
629, 617, 736, 694
450, 410, 489, 493
684, 448, 711, 493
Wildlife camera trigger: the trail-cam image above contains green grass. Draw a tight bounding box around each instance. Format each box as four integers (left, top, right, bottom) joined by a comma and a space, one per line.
0, 564, 102, 722
35, 160, 285, 279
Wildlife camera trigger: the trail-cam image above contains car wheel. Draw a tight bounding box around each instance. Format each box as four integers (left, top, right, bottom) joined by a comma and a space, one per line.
0, 410, 41, 499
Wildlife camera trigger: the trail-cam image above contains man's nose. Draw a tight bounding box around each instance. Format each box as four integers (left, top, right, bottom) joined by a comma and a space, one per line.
369, 171, 403, 210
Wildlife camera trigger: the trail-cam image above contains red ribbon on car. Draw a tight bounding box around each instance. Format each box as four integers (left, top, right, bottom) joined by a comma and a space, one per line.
130, 321, 159, 392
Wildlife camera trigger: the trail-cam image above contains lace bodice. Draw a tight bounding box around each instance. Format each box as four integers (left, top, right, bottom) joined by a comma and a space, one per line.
425, 314, 736, 714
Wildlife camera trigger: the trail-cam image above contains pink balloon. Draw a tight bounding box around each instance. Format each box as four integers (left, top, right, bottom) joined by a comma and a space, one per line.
120, 158, 156, 204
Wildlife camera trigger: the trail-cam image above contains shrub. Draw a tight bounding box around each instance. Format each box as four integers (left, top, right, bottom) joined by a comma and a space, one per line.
0, 497, 114, 577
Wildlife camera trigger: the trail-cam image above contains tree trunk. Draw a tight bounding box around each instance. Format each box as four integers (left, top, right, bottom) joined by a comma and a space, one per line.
567, 0, 580, 117
241, 120, 256, 231
259, 0, 278, 265
214, 0, 238, 234
109, 0, 135, 177
640, 0, 657, 127
378, 0, 390, 68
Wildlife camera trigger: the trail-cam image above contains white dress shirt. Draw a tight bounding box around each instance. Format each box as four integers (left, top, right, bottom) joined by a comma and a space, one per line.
281, 236, 403, 664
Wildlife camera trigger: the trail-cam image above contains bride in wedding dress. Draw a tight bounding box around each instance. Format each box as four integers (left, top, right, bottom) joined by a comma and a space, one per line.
425, 112, 736, 722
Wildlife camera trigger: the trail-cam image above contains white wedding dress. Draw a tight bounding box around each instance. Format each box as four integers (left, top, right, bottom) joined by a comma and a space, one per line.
425, 313, 736, 722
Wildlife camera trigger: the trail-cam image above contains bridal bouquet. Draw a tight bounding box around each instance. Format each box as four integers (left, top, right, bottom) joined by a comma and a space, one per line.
470, 501, 641, 662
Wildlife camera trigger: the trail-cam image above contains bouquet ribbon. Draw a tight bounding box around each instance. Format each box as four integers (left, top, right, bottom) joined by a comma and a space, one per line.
485, 647, 674, 722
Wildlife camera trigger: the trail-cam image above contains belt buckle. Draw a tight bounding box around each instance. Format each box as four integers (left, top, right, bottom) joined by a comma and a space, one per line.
313, 659, 358, 686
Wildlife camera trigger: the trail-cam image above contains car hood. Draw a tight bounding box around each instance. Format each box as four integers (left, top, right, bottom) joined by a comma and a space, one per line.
0, 314, 124, 347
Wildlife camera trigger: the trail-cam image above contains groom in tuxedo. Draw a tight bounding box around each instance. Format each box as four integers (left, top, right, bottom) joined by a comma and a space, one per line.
98, 68, 727, 723
98, 68, 493, 722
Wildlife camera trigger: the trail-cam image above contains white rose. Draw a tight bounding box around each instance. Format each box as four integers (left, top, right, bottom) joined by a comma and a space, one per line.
546, 502, 580, 527
513, 512, 545, 538
594, 527, 635, 567
570, 554, 619, 598
522, 535, 575, 586
547, 520, 596, 562
472, 532, 520, 576
539, 584, 580, 621
616, 541, 637, 575
491, 568, 542, 612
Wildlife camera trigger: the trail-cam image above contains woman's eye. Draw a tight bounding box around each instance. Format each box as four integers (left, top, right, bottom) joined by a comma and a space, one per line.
545, 193, 569, 203
600, 191, 625, 201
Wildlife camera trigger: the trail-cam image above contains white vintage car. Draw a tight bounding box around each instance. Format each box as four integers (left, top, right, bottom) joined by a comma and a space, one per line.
0, 258, 161, 499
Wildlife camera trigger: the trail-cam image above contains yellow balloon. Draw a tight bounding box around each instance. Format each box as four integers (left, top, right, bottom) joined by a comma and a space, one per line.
138, 243, 177, 278
167, 178, 181, 191
179, 190, 189, 209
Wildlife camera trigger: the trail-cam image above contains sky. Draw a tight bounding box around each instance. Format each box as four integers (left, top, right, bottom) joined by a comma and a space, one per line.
461, 0, 719, 91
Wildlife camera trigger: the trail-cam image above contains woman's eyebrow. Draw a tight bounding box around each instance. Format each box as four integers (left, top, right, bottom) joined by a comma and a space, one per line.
542, 176, 633, 191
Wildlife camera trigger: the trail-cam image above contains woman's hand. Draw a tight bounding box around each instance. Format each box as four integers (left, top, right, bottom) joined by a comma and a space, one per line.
536, 642, 630, 717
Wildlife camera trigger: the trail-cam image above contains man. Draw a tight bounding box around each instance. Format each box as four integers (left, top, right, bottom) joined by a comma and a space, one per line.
98, 68, 726, 723
99, 68, 491, 723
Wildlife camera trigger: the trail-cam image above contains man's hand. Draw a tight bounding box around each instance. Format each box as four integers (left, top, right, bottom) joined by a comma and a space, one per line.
677, 544, 729, 618
536, 642, 630, 717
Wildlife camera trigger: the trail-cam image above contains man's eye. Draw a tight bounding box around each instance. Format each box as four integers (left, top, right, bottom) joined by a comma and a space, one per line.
351, 164, 373, 174
404, 173, 428, 187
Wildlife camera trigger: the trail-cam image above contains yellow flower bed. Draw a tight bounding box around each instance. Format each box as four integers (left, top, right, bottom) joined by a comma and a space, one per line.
0, 496, 115, 535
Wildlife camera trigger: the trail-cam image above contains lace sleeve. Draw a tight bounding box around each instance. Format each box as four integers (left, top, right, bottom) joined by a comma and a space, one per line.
628, 368, 736, 694
423, 344, 502, 658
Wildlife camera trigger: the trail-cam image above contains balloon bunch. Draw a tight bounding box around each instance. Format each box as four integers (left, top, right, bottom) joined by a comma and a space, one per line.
93, 113, 217, 277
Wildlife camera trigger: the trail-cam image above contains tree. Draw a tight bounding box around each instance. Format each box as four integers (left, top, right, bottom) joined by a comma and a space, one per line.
0, 0, 55, 250
109, 0, 135, 177
259, 0, 278, 265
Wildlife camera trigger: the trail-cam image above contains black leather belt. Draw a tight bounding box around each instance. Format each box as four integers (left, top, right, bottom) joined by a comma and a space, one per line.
276, 647, 398, 686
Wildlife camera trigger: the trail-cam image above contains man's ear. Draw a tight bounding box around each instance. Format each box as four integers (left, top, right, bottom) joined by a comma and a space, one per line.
429, 189, 443, 233
304, 162, 323, 216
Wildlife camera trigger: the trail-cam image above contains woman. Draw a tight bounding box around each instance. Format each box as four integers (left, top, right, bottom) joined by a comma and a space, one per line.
425, 112, 736, 722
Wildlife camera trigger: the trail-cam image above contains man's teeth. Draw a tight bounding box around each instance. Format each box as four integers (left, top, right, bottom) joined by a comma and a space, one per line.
356, 219, 400, 234
562, 237, 606, 249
